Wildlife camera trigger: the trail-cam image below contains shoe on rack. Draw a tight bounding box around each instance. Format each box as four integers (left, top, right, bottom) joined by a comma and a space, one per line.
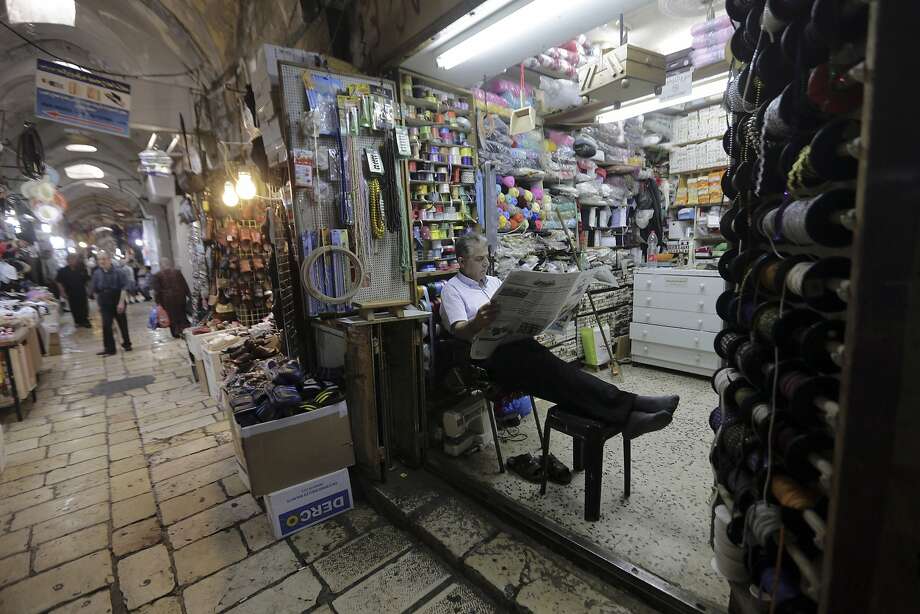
123, 345, 133, 352
97, 350, 116, 356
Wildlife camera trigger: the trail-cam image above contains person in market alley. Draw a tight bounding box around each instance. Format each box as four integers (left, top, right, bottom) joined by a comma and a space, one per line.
55, 252, 91, 328
440, 233, 680, 440
152, 257, 192, 339
91, 252, 132, 355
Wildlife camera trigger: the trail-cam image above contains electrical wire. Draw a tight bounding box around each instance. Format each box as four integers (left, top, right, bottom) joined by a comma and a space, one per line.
16, 123, 44, 179
0, 20, 196, 80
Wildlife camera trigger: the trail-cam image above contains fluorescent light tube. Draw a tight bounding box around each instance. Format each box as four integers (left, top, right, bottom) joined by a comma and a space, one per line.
596, 74, 729, 124
436, 0, 587, 71
6, 0, 75, 26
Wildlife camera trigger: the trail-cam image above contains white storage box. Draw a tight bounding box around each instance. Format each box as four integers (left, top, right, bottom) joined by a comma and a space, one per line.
264, 468, 353, 539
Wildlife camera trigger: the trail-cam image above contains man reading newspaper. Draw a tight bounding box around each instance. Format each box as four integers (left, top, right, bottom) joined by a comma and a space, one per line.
440, 234, 678, 440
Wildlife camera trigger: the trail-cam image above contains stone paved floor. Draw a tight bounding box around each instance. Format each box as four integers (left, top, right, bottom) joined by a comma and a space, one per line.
0, 305, 499, 614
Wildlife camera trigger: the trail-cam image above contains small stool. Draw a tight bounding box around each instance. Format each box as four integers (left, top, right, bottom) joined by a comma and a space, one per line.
540, 405, 631, 521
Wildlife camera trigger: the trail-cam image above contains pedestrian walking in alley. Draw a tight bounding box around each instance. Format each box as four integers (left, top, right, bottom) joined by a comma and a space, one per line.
91, 252, 132, 355
55, 253, 92, 328
152, 258, 192, 338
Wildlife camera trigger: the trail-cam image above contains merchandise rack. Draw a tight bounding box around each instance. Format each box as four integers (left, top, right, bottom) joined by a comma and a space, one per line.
230, 219, 272, 327
397, 69, 482, 283
277, 61, 413, 313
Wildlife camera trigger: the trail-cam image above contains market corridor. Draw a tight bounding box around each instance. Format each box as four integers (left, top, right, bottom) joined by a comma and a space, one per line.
0, 305, 497, 613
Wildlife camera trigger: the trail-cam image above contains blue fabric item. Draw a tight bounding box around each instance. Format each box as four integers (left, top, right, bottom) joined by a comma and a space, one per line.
148, 307, 158, 330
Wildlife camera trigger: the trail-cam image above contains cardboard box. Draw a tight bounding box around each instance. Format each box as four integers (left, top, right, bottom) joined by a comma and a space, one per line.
263, 468, 353, 539
227, 400, 355, 497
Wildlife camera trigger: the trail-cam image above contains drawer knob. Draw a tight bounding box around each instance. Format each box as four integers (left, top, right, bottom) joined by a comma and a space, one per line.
697, 319, 703, 327
643, 330, 648, 336
699, 283, 705, 290
693, 337, 699, 344
643, 345, 649, 352
694, 355, 701, 362
646, 280, 652, 287
644, 314, 651, 321
646, 297, 652, 304
697, 300, 704, 310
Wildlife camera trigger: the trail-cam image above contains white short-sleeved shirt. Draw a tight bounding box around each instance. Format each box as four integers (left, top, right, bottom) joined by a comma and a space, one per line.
439, 272, 502, 331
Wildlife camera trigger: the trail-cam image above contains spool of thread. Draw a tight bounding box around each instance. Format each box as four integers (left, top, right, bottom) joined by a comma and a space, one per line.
785, 262, 812, 296
735, 341, 771, 389
715, 330, 747, 360
770, 475, 827, 550
712, 505, 749, 582
746, 501, 783, 547
757, 567, 800, 605
752, 302, 781, 344
712, 367, 742, 396
758, 259, 783, 294
780, 190, 855, 247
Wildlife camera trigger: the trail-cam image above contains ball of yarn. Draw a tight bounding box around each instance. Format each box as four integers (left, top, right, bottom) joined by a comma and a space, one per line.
522, 190, 533, 202
508, 187, 520, 198
532, 203, 541, 213
510, 218, 519, 230
534, 219, 543, 231
498, 193, 506, 203
498, 215, 508, 229
501, 175, 515, 188
513, 213, 524, 223
543, 193, 552, 206
523, 208, 533, 220
532, 187, 544, 201
507, 196, 518, 207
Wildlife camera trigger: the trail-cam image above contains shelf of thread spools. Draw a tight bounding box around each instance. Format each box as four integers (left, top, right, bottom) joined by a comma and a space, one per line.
709, 188, 855, 606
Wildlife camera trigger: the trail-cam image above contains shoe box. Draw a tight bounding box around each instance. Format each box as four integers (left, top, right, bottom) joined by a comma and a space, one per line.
259, 468, 353, 539
226, 398, 355, 497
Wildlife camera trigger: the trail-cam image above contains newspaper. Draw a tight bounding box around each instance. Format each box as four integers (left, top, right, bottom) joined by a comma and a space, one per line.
470, 268, 619, 360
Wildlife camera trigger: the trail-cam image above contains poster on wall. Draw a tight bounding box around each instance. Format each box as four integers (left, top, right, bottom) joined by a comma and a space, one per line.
35, 59, 131, 137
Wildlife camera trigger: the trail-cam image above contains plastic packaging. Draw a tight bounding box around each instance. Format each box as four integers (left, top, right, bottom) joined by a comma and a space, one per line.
690, 15, 732, 36
539, 76, 583, 112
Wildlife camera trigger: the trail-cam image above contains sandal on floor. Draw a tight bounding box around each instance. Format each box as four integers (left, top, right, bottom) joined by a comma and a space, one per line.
544, 453, 573, 485
507, 453, 544, 483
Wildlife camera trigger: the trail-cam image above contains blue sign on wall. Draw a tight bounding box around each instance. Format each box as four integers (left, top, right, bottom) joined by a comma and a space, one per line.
35, 59, 131, 137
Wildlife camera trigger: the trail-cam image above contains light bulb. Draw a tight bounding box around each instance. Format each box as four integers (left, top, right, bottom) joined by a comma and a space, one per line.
235, 171, 256, 200
134, 238, 144, 247
78, 241, 88, 248
222, 181, 239, 207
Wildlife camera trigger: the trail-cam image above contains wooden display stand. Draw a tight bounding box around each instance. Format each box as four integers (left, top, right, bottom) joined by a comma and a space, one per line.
0, 326, 39, 421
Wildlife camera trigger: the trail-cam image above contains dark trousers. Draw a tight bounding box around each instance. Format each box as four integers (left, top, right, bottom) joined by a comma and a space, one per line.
69, 291, 90, 326
479, 339, 635, 424
98, 294, 131, 353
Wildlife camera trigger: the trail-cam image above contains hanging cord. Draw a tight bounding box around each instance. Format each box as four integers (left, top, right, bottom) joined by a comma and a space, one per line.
300, 245, 365, 304
367, 177, 385, 238
0, 20, 196, 81
382, 137, 402, 232
16, 123, 44, 179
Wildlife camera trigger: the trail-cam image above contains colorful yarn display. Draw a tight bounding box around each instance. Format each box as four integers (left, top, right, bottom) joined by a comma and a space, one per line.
496, 175, 544, 233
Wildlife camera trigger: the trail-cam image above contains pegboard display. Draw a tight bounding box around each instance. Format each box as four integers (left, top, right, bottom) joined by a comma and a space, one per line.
233, 219, 272, 327
277, 62, 412, 312
269, 202, 302, 361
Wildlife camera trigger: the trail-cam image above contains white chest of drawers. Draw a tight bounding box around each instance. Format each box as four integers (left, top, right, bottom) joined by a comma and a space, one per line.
630, 268, 725, 376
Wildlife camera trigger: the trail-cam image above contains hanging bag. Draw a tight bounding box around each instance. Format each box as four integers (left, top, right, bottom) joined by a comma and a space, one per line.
156, 305, 171, 328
